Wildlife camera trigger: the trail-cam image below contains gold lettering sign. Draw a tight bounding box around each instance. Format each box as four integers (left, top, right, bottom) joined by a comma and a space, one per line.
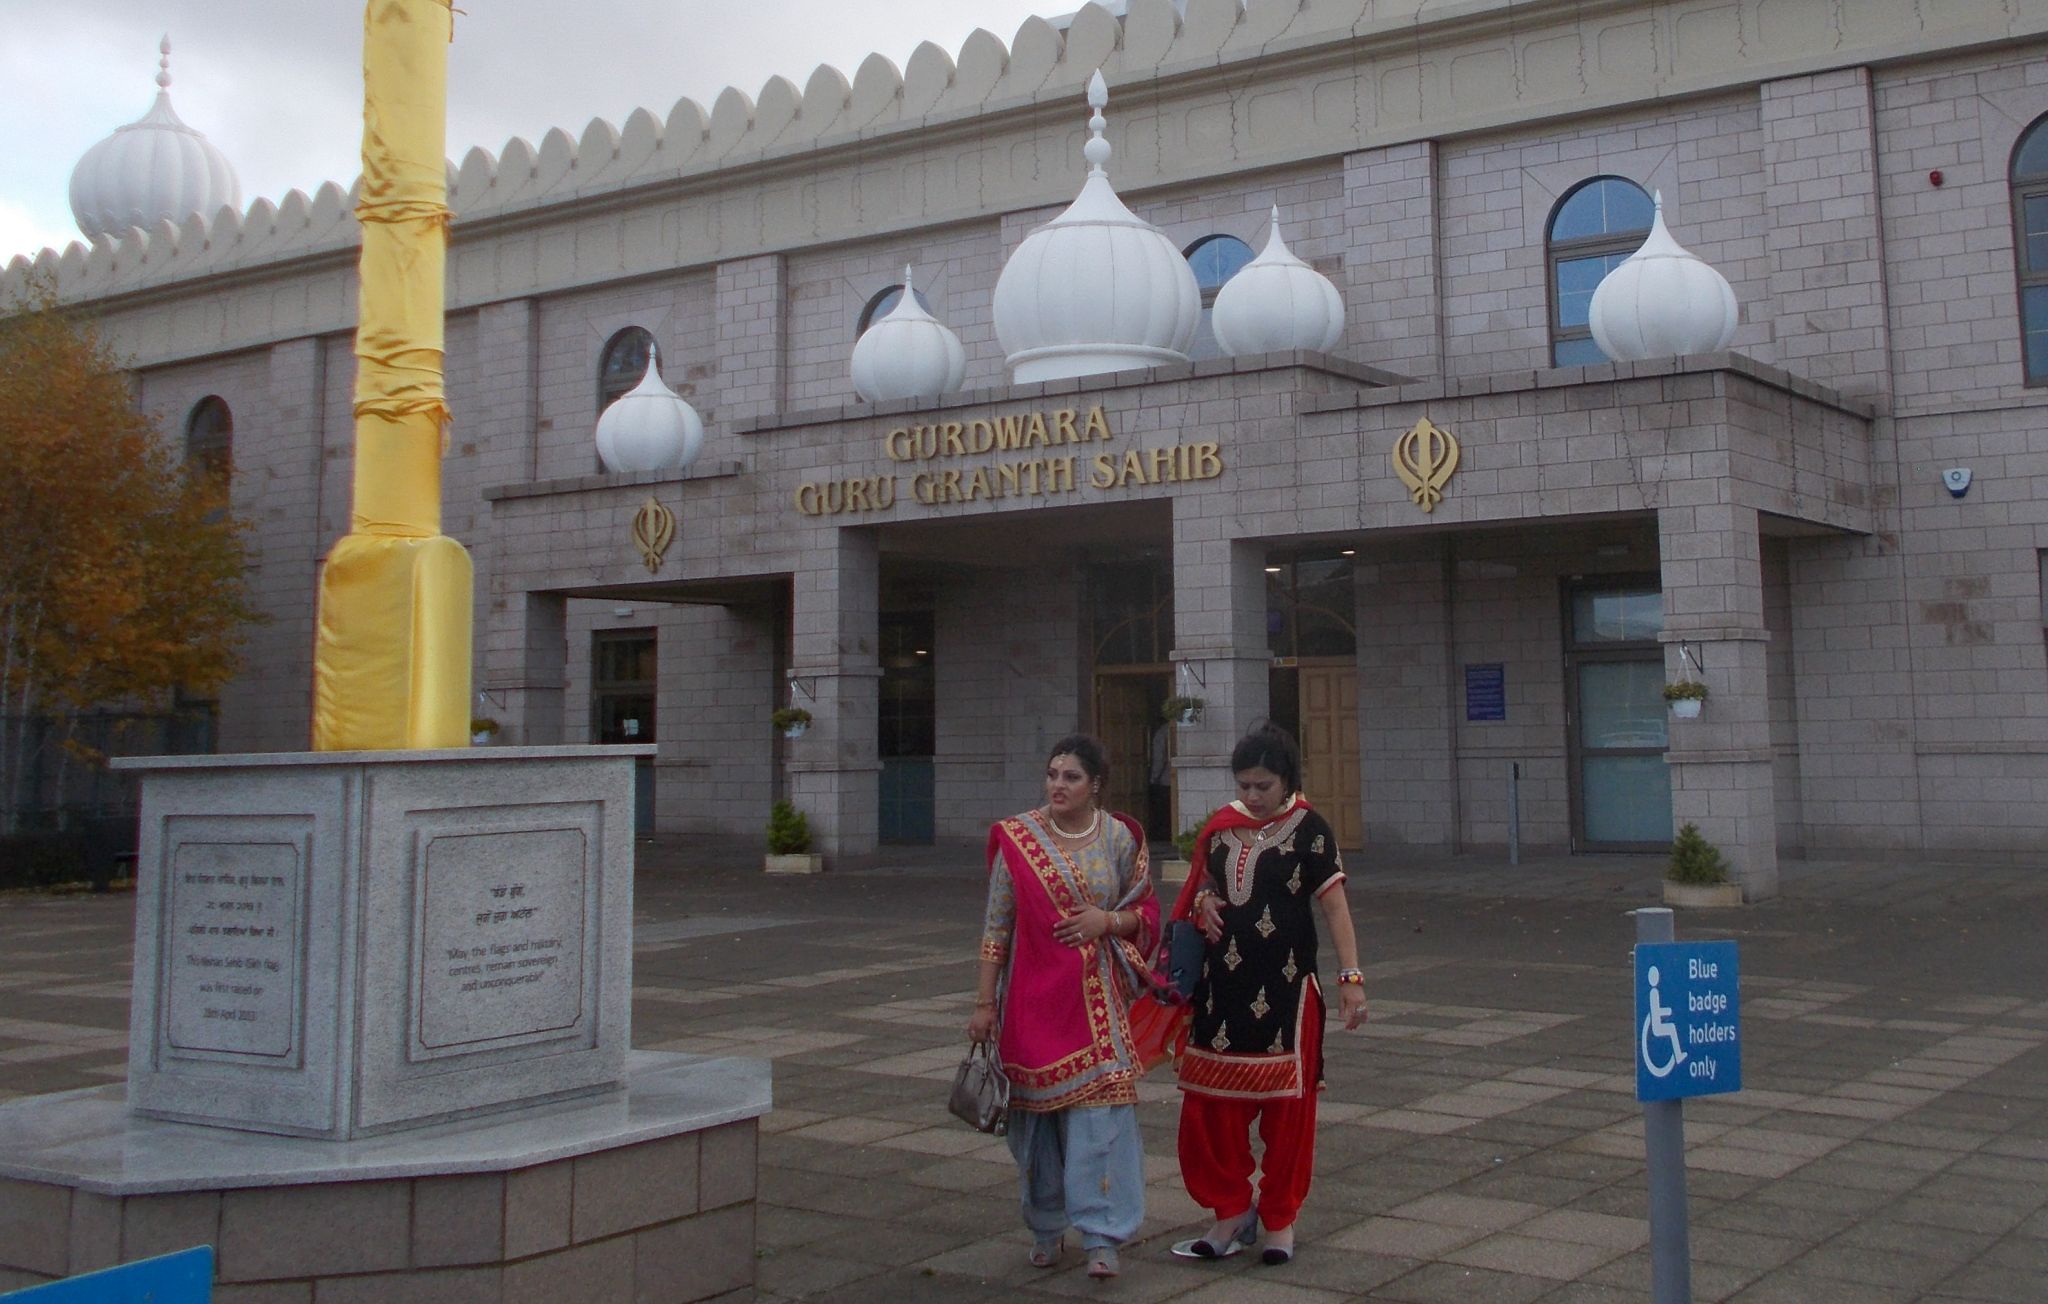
1392, 417, 1459, 513
630, 497, 676, 572
791, 403, 1227, 515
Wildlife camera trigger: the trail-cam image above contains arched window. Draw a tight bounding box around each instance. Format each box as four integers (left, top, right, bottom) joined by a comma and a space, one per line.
597, 326, 656, 413
2013, 116, 2048, 384
1547, 177, 1655, 366
857, 283, 932, 336
184, 396, 232, 482
1184, 234, 1255, 361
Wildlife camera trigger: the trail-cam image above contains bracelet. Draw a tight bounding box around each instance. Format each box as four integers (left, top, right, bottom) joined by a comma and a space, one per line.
1336, 968, 1365, 986
974, 999, 997, 1008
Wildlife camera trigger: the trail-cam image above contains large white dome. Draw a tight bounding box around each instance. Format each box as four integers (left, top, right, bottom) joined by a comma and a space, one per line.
69, 38, 241, 242
1587, 192, 1738, 362
1211, 207, 1346, 356
992, 72, 1199, 384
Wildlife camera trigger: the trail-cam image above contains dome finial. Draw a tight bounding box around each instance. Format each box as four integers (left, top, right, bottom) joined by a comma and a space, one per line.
903, 264, 914, 298
157, 34, 172, 90
1083, 70, 1111, 175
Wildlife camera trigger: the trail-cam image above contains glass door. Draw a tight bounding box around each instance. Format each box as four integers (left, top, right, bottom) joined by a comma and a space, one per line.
1564, 582, 1671, 851
592, 630, 656, 834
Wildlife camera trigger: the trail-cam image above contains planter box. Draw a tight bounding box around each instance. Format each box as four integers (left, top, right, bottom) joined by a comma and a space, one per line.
1155, 857, 1191, 885
765, 853, 826, 875
1664, 880, 1743, 908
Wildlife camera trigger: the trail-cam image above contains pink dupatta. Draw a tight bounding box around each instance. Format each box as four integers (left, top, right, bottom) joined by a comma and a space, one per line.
987, 811, 1160, 1110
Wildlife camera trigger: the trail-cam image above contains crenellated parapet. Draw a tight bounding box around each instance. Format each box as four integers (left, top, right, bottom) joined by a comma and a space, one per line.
8, 0, 2045, 356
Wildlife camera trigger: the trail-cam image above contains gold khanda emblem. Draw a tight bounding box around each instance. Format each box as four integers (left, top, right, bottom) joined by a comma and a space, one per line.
630, 497, 677, 573
1393, 417, 1459, 513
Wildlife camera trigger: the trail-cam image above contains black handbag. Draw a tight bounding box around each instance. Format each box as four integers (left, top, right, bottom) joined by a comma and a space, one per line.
947, 1038, 1010, 1135
1166, 919, 1206, 1001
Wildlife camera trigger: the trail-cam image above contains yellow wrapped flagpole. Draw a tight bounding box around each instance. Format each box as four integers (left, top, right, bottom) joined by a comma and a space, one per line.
310, 0, 472, 750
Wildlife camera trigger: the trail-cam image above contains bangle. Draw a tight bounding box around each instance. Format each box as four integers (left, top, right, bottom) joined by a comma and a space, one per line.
974, 999, 997, 1008
1336, 968, 1364, 987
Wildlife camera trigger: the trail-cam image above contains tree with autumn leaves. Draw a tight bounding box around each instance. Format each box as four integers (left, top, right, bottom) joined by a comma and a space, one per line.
0, 290, 259, 834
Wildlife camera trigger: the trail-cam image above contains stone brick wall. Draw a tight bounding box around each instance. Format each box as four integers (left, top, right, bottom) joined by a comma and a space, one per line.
0, 1121, 757, 1303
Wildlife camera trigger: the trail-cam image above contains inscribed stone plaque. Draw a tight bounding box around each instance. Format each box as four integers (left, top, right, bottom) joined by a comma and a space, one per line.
417, 828, 587, 1051
164, 841, 300, 1057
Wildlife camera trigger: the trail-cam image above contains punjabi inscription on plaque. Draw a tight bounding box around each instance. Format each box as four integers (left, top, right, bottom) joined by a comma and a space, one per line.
418, 828, 586, 1050
165, 841, 300, 1057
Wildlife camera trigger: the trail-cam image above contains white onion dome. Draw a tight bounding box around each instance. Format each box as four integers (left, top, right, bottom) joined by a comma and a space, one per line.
850, 267, 967, 402
1587, 192, 1738, 362
594, 345, 705, 473
68, 38, 241, 241
1211, 206, 1346, 355
992, 71, 1200, 383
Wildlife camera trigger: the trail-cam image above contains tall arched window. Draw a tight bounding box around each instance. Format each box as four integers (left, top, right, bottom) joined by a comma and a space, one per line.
184, 396, 232, 482
2013, 116, 2048, 384
1185, 234, 1255, 361
856, 283, 932, 336
1547, 177, 1655, 366
597, 326, 656, 413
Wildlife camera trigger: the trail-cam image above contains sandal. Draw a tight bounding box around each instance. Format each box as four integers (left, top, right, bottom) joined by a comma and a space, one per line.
1029, 1235, 1065, 1268
1170, 1205, 1259, 1259
1086, 1246, 1119, 1278
1261, 1227, 1295, 1266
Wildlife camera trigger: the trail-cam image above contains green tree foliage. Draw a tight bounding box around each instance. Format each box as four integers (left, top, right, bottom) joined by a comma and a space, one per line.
767, 800, 812, 855
0, 289, 259, 832
1667, 822, 1731, 885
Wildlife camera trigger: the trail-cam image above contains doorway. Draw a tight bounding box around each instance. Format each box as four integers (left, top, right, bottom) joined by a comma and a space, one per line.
1563, 579, 1672, 850
592, 629, 656, 834
1093, 671, 1172, 840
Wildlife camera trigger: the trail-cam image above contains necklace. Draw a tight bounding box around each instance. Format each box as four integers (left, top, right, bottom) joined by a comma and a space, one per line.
1047, 806, 1100, 840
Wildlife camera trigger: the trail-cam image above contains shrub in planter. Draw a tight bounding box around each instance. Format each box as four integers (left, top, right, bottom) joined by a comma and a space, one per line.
1174, 825, 1202, 863
1667, 822, 1730, 886
767, 800, 812, 855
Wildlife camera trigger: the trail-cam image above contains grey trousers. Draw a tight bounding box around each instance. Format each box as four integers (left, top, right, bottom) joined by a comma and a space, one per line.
1004, 1103, 1145, 1249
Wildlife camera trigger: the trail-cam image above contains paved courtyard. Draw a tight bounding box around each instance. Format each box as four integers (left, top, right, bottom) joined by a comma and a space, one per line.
3, 844, 2046, 1301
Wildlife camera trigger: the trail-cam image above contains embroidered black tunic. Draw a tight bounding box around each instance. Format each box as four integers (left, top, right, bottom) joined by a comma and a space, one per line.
1178, 805, 1346, 1100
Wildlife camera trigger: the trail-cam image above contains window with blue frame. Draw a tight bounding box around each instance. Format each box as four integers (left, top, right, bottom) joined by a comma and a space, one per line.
857, 283, 933, 336
2013, 116, 2048, 385
597, 326, 655, 413
1184, 234, 1255, 361
1547, 177, 1655, 367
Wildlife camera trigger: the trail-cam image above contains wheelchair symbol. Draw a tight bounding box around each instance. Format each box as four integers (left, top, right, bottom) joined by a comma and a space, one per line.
1640, 965, 1688, 1079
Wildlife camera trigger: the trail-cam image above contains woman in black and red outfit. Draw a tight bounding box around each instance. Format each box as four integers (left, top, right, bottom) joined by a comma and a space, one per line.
1168, 723, 1367, 1266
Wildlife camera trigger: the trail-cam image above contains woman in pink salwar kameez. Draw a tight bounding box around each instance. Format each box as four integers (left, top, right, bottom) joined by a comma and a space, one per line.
967, 734, 1159, 1280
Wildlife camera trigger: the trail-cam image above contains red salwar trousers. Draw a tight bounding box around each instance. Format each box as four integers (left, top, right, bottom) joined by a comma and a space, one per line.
1176, 984, 1325, 1231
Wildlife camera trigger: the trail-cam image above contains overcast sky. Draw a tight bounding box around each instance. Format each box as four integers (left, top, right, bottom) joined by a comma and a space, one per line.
1, 0, 1065, 262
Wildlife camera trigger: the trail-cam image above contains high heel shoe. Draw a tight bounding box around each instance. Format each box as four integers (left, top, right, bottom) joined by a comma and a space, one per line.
1086, 1246, 1119, 1278
1028, 1234, 1064, 1268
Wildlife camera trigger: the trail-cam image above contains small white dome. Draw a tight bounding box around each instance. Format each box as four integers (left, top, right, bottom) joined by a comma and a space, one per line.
850, 267, 967, 402
1211, 207, 1345, 356
1587, 192, 1738, 362
992, 71, 1200, 383
68, 38, 241, 242
595, 345, 705, 473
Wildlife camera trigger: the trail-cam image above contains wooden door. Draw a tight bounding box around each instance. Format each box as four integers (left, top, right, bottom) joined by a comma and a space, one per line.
1298, 663, 1363, 849
1093, 675, 1155, 829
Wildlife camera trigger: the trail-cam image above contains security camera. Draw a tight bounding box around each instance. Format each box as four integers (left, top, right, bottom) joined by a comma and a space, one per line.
1942, 468, 1971, 499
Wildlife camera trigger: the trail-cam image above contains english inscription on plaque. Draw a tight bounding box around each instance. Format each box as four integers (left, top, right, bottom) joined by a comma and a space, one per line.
417, 828, 586, 1051
165, 841, 300, 1057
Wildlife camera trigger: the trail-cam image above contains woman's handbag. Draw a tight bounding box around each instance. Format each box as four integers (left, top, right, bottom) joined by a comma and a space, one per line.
1165, 918, 1205, 1001
947, 1039, 1010, 1135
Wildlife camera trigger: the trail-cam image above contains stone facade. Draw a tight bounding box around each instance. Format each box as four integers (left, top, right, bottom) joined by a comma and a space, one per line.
14, 0, 2048, 888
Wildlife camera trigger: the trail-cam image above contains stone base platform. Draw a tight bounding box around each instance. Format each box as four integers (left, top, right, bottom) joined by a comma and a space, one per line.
0, 1052, 768, 1302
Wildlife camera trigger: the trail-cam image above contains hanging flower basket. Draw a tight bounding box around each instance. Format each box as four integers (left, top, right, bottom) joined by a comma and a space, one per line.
1161, 695, 1204, 726
1662, 681, 1706, 719
469, 717, 501, 745
772, 707, 812, 739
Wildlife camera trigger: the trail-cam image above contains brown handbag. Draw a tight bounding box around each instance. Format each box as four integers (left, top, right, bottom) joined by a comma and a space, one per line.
947, 1038, 1010, 1135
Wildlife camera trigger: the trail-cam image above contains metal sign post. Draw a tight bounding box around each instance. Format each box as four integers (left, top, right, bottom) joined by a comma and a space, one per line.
1631, 908, 1742, 1304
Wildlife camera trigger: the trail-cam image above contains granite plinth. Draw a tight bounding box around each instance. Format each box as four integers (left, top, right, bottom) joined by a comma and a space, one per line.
0, 1053, 768, 1300
110, 746, 653, 1140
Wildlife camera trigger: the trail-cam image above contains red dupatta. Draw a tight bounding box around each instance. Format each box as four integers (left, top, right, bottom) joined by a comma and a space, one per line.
1170, 793, 1312, 921
986, 811, 1160, 1110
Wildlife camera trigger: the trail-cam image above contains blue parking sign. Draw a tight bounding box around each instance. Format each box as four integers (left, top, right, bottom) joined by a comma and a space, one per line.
1634, 941, 1740, 1102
